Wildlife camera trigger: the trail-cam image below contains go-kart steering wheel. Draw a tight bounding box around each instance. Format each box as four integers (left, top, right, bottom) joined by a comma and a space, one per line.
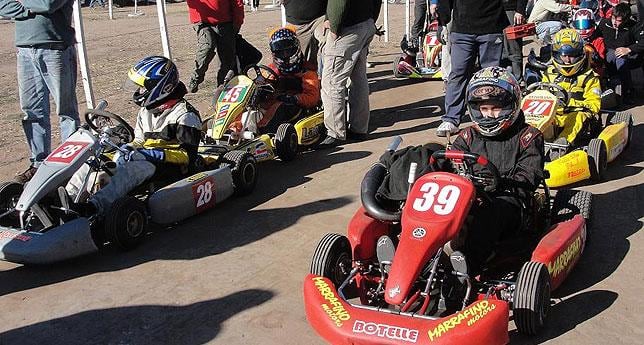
526, 82, 570, 106
429, 150, 501, 192
84, 109, 135, 148
244, 64, 279, 85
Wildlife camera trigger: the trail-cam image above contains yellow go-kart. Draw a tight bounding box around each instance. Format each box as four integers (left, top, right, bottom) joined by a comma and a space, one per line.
200, 65, 325, 164
522, 82, 633, 188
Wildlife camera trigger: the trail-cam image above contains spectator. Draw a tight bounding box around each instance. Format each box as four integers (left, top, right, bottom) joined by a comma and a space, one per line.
435, 0, 509, 137
318, 0, 382, 147
0, 0, 80, 183
186, 0, 244, 93
527, 0, 572, 44
502, 0, 528, 82
598, 3, 639, 97
283, 0, 327, 69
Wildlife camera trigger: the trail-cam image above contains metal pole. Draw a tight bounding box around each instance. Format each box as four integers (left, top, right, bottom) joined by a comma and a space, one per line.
384, 0, 389, 43
157, 0, 172, 58
128, 0, 144, 17
108, 0, 113, 20
280, 4, 286, 26
72, 0, 95, 108
405, 0, 411, 39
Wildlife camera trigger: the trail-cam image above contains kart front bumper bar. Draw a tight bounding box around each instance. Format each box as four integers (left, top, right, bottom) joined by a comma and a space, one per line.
0, 217, 98, 265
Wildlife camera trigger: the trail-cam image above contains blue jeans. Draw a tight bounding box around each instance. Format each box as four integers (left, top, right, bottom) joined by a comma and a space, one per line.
605, 48, 636, 92
442, 32, 504, 125
535, 21, 562, 44
17, 45, 80, 166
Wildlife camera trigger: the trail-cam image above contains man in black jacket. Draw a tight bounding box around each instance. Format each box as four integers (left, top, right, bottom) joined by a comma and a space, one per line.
502, 0, 528, 82
283, 0, 327, 69
435, 0, 510, 137
449, 67, 544, 274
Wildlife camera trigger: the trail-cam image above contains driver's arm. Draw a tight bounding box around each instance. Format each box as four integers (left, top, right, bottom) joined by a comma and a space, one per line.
163, 112, 202, 166
507, 127, 544, 193
296, 70, 321, 108
567, 74, 601, 114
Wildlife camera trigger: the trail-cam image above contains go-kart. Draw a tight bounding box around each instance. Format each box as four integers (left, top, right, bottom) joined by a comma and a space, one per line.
521, 82, 633, 187
0, 105, 257, 265
304, 140, 591, 345
393, 20, 443, 80
201, 64, 325, 163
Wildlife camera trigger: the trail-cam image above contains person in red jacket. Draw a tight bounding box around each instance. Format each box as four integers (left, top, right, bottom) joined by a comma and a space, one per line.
256, 27, 320, 134
186, 0, 244, 93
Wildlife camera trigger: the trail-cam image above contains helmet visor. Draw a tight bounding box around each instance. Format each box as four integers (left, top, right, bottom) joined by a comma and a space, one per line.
574, 18, 593, 30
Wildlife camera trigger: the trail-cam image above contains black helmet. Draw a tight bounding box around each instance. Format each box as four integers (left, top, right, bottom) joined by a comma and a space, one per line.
269, 27, 303, 74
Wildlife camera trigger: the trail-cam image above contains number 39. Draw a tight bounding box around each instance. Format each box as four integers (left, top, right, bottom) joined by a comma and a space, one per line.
412, 182, 460, 215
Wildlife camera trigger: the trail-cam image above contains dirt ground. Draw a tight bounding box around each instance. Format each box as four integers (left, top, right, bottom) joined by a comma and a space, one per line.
0, 2, 643, 345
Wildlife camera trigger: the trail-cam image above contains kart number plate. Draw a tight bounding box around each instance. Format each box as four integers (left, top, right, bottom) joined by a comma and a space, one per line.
220, 85, 248, 103
46, 141, 90, 164
522, 99, 554, 116
192, 176, 216, 213
412, 182, 461, 215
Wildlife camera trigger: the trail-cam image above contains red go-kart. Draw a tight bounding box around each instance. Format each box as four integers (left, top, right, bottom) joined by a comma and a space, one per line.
304, 146, 591, 345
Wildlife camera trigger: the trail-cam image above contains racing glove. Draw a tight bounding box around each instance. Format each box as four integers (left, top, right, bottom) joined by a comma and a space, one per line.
277, 94, 299, 106
136, 149, 165, 163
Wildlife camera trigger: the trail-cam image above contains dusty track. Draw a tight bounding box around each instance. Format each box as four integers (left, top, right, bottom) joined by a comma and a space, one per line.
0, 2, 642, 344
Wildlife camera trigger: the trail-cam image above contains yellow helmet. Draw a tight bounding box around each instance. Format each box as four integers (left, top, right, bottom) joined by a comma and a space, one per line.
552, 29, 587, 77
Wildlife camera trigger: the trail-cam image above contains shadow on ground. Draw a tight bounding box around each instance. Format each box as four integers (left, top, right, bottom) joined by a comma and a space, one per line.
0, 289, 273, 345
509, 290, 618, 344
0, 149, 371, 296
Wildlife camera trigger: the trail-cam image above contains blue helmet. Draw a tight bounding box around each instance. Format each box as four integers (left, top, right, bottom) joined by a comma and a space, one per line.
269, 27, 303, 74
126, 56, 180, 109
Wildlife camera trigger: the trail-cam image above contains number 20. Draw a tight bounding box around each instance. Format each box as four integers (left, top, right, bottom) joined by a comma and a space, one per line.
412, 182, 460, 215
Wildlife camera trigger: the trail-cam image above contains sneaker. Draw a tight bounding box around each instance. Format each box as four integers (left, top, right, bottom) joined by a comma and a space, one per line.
317, 135, 344, 149
15, 165, 38, 184
188, 80, 199, 93
436, 121, 459, 137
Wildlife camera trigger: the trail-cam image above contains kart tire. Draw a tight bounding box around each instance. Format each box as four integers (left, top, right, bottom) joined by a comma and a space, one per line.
104, 196, 148, 251
552, 189, 593, 241
310, 233, 352, 289
514, 261, 551, 335
222, 150, 257, 196
587, 139, 607, 182
610, 111, 633, 149
274, 123, 298, 162
0, 181, 23, 227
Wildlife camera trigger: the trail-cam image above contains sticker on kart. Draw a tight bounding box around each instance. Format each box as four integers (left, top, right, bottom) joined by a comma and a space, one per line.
190, 174, 216, 213
45, 141, 90, 164
218, 85, 249, 104
312, 276, 351, 327
522, 99, 555, 118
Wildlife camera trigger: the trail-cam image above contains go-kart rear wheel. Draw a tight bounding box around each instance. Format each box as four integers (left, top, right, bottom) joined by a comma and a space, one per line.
222, 150, 257, 196
104, 196, 148, 251
610, 111, 633, 149
0, 182, 23, 227
310, 233, 352, 288
513, 261, 551, 335
552, 189, 593, 241
274, 123, 298, 162
587, 139, 607, 182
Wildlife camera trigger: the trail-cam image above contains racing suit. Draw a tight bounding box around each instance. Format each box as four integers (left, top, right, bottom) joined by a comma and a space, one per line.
450, 114, 545, 273
67, 96, 202, 214
541, 66, 602, 144
254, 62, 320, 134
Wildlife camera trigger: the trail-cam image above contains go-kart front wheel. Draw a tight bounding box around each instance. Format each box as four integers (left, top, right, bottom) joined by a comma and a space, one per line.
552, 189, 592, 241
610, 111, 633, 149
104, 196, 148, 251
514, 261, 551, 335
274, 123, 298, 162
0, 181, 23, 227
587, 139, 607, 182
310, 233, 352, 288
222, 150, 257, 196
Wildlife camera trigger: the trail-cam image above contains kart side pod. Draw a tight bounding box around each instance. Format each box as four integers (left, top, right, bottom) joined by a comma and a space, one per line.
148, 167, 234, 225
303, 274, 509, 345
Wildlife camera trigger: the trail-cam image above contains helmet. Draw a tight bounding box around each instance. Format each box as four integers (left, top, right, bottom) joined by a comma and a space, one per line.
606, 0, 619, 6
126, 56, 180, 109
269, 27, 303, 74
552, 29, 587, 77
579, 0, 598, 9
466, 67, 522, 137
573, 9, 596, 39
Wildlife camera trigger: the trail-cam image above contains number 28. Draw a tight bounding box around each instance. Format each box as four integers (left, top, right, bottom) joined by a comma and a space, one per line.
412, 182, 460, 215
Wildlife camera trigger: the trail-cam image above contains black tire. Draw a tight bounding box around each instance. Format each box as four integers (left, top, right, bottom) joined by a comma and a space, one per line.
222, 150, 257, 196
587, 139, 607, 182
310, 233, 352, 288
274, 123, 298, 162
610, 111, 633, 149
513, 261, 551, 335
552, 189, 592, 241
104, 196, 148, 251
0, 182, 23, 227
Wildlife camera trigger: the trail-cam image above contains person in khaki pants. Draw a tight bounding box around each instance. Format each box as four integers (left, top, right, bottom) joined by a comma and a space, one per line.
318, 0, 381, 148
283, 0, 327, 70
